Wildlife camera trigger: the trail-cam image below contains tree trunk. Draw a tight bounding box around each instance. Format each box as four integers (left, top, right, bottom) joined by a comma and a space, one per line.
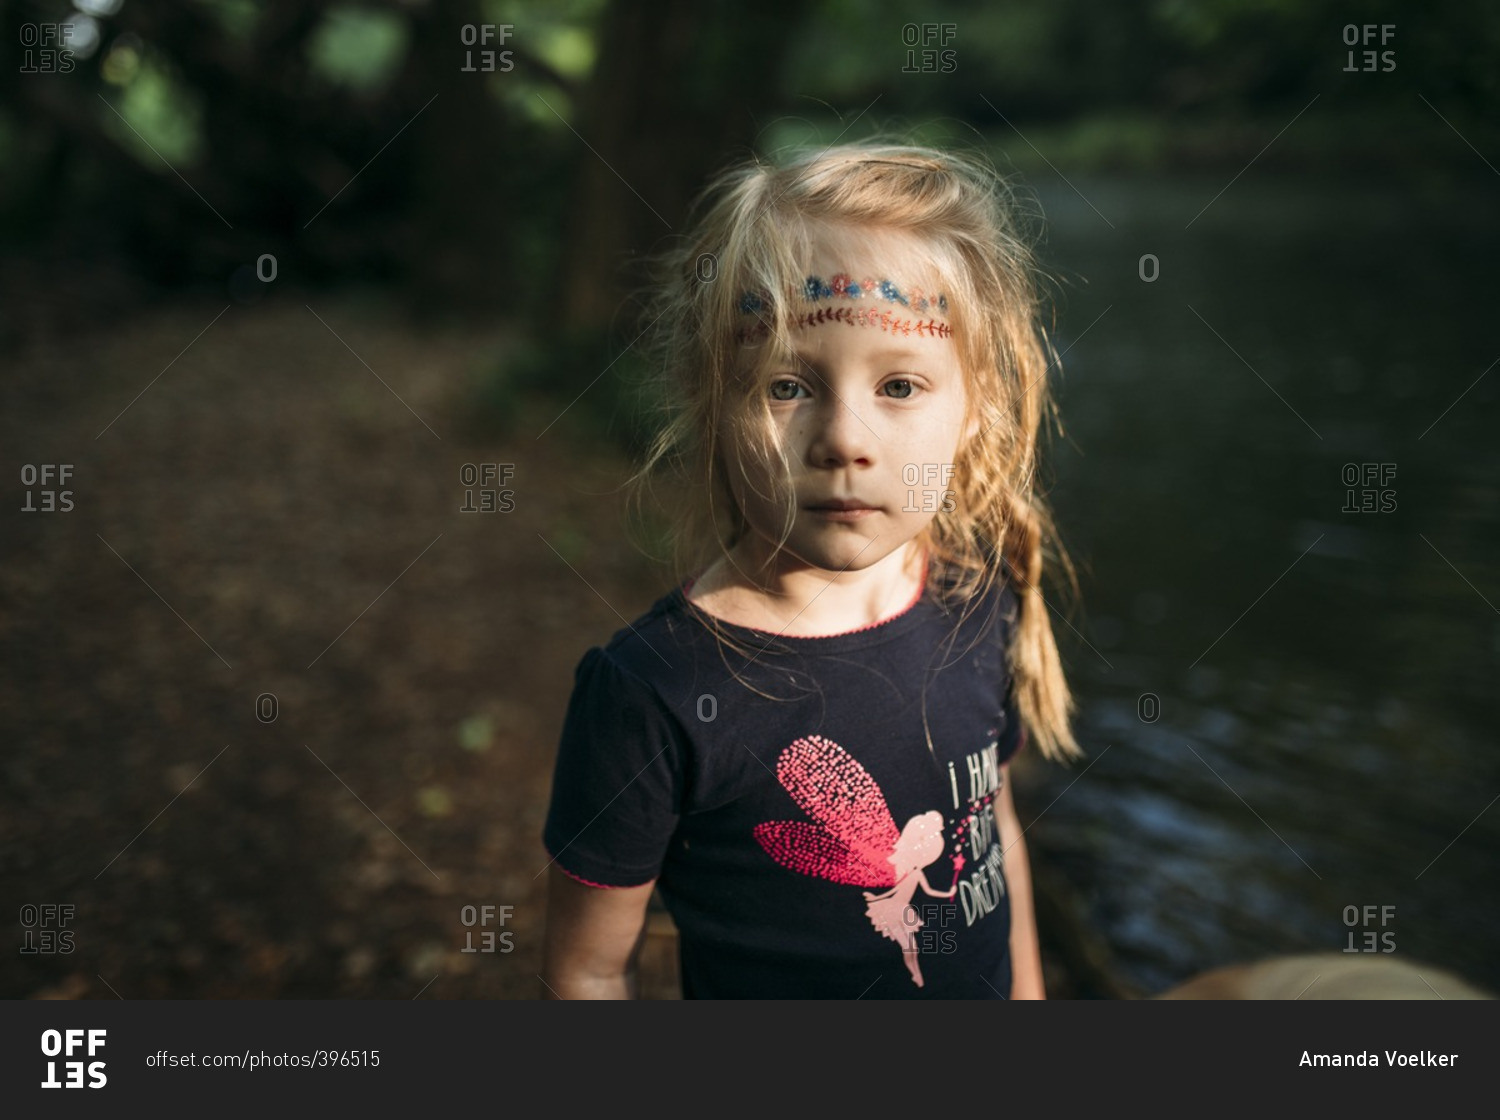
556, 0, 805, 338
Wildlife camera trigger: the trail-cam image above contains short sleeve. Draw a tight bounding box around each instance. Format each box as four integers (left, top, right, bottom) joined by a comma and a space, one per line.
541, 646, 684, 887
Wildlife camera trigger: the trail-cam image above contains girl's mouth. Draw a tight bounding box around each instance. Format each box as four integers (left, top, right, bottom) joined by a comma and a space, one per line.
807, 506, 879, 521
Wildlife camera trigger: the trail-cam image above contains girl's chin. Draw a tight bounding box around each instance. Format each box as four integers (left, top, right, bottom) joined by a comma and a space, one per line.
734, 525, 906, 571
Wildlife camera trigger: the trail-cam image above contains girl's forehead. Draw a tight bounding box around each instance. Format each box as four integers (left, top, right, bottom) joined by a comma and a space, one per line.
801, 222, 943, 282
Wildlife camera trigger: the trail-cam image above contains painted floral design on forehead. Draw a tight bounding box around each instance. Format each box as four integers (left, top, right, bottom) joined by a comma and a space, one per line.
739, 274, 948, 315
735, 272, 953, 344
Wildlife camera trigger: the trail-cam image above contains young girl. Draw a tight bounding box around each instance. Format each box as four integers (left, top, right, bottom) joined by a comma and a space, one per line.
540, 141, 1082, 999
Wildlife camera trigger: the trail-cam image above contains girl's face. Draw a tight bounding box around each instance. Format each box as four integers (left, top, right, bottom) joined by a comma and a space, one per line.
725, 223, 976, 581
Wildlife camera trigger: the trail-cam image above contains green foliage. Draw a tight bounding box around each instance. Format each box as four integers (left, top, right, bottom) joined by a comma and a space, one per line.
306, 6, 409, 94
194, 0, 260, 40
101, 59, 203, 166
483, 0, 603, 129
484, 0, 601, 77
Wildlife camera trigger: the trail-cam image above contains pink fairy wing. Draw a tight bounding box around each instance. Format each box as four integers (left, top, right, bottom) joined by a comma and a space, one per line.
753, 821, 895, 888
775, 735, 901, 848
752, 735, 900, 887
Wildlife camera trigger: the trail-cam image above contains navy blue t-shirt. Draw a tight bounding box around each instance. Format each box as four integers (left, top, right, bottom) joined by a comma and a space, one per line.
542, 561, 1027, 999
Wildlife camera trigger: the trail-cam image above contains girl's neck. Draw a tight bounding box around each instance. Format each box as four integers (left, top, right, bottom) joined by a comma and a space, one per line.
686, 540, 929, 637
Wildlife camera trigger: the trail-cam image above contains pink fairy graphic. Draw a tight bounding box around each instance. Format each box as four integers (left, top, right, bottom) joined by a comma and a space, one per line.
753, 734, 964, 988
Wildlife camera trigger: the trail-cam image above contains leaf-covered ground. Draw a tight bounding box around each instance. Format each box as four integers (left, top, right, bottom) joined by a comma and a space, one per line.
3, 290, 686, 998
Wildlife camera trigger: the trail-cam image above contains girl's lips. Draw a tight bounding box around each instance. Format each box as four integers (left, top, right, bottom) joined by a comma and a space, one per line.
807, 506, 879, 520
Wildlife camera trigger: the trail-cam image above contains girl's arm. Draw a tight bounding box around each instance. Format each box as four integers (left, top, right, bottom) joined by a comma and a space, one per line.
539, 866, 656, 999
995, 766, 1046, 999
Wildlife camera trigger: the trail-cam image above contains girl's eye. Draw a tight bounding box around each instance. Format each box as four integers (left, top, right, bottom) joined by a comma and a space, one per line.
768, 378, 920, 401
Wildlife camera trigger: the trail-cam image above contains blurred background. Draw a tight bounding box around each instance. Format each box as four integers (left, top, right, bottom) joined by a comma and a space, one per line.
3, 0, 1497, 999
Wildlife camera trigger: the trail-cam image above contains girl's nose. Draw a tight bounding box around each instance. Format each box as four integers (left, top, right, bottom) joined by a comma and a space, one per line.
807, 396, 875, 467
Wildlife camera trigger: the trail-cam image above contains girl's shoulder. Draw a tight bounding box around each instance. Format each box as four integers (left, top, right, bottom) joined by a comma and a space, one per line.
582, 585, 690, 675
571, 580, 742, 702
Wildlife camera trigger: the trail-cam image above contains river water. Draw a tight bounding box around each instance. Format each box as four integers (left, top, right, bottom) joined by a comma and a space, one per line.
1022, 172, 1499, 996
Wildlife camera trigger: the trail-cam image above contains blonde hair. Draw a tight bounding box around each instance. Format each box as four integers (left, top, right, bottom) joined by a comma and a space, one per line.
624, 139, 1083, 762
